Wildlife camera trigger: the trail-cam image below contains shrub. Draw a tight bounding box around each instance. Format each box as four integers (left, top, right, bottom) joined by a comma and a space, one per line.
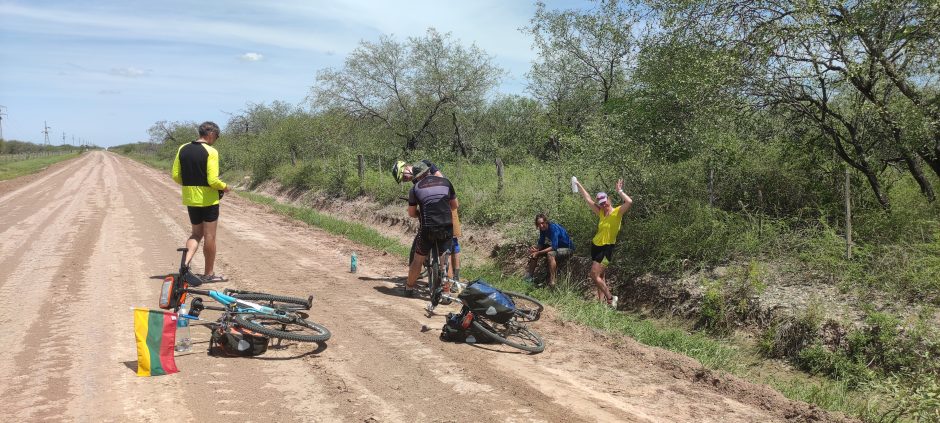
696, 262, 766, 335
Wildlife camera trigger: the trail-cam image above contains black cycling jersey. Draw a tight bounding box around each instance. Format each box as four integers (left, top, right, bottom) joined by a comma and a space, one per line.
408, 175, 456, 229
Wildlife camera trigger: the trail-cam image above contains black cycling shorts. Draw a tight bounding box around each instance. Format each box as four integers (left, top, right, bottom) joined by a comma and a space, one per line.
414, 227, 453, 257
187, 204, 220, 225
590, 243, 615, 265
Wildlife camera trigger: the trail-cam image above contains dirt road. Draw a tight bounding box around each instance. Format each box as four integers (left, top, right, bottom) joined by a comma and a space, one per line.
0, 151, 846, 422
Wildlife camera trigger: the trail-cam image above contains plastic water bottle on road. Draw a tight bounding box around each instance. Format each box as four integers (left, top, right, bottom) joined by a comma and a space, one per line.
175, 304, 192, 353
350, 252, 358, 273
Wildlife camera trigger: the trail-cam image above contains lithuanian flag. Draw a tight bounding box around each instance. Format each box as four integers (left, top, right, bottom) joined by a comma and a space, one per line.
134, 308, 179, 376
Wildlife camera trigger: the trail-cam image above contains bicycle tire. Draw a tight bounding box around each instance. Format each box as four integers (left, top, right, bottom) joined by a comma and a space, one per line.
226, 291, 311, 310
471, 319, 545, 353
233, 313, 331, 342
428, 244, 442, 307
503, 291, 544, 322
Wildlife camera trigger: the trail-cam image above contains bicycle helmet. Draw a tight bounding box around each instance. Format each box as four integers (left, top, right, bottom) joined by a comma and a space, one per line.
411, 161, 431, 181
391, 160, 408, 184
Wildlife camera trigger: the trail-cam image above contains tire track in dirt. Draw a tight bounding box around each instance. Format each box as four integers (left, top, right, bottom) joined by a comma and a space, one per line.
0, 154, 106, 382
0, 152, 851, 422
0, 153, 103, 284
115, 154, 344, 422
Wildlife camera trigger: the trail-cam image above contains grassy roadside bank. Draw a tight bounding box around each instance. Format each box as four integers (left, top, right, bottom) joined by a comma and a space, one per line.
0, 152, 81, 181
118, 151, 930, 422
121, 152, 172, 172
236, 190, 888, 421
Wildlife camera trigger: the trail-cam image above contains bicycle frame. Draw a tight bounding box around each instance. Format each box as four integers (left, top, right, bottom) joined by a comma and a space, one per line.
181, 288, 287, 318
425, 240, 454, 312
161, 248, 295, 319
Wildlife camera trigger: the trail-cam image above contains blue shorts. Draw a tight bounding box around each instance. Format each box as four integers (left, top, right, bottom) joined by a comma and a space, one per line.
451, 237, 460, 253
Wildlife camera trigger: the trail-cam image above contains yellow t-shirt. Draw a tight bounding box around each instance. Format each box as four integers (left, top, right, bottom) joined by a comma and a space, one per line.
592, 205, 624, 246
171, 142, 227, 207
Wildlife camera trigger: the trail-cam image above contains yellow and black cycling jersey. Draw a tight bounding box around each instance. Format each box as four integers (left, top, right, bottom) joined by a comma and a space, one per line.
172, 141, 227, 207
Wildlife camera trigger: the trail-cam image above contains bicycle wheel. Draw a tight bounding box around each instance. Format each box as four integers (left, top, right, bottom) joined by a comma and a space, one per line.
225, 291, 311, 310
233, 312, 331, 342
503, 291, 543, 322
471, 319, 545, 353
427, 247, 442, 307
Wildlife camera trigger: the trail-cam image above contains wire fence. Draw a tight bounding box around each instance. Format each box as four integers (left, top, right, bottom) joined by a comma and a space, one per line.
0, 150, 79, 164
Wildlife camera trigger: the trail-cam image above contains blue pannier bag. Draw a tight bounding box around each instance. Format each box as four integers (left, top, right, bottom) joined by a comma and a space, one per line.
458, 279, 516, 323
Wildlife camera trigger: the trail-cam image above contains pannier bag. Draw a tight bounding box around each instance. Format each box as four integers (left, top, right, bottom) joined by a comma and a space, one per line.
211, 325, 269, 357
457, 279, 516, 324
440, 311, 494, 343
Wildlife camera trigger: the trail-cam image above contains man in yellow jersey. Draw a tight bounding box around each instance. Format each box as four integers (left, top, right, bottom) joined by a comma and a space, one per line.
574, 178, 632, 308
172, 121, 230, 282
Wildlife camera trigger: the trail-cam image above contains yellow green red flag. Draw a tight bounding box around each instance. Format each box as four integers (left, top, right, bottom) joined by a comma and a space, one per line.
133, 308, 179, 376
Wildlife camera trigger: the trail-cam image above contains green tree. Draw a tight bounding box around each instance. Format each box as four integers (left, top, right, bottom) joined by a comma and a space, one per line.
525, 0, 639, 130
655, 0, 940, 209
312, 28, 502, 156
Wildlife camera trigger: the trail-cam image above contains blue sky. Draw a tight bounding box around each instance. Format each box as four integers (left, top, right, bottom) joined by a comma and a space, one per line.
0, 0, 585, 147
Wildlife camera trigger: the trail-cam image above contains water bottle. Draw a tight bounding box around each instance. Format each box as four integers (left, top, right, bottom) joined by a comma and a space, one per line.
175, 305, 192, 353
571, 176, 579, 193
350, 252, 358, 273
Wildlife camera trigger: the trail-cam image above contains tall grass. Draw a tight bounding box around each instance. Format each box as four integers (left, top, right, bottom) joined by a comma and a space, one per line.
238, 191, 409, 258
0, 152, 81, 180
238, 190, 885, 421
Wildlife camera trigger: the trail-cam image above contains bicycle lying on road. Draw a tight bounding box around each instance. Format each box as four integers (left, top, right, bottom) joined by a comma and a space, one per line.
439, 277, 545, 353
159, 247, 331, 345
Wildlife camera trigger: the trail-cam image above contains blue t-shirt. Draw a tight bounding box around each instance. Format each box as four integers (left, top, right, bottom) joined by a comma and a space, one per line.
538, 222, 573, 250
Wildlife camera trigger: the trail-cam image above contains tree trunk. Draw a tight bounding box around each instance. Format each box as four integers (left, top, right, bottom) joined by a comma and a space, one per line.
860, 166, 890, 211
900, 148, 935, 202
451, 111, 468, 158
918, 146, 940, 180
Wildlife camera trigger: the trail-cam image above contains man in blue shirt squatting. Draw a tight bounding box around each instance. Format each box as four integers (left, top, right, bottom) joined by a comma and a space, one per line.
524, 213, 574, 288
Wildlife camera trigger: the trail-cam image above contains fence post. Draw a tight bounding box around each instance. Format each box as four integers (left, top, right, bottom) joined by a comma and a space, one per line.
845, 167, 852, 259
495, 158, 504, 194
757, 189, 763, 237
357, 154, 365, 195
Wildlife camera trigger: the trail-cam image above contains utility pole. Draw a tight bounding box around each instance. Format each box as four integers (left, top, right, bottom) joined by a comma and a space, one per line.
43, 121, 51, 145
62, 132, 66, 145
0, 105, 7, 139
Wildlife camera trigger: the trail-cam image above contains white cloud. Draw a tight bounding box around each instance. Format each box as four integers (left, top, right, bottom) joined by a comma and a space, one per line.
240, 52, 264, 62
98, 89, 122, 95
109, 67, 148, 77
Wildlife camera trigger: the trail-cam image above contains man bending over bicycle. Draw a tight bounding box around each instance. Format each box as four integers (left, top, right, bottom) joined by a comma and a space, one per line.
402, 161, 458, 297
392, 159, 462, 280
